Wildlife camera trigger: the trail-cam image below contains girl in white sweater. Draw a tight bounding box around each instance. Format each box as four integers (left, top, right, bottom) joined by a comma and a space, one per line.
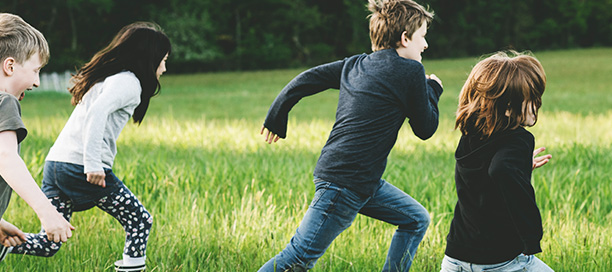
10, 22, 171, 272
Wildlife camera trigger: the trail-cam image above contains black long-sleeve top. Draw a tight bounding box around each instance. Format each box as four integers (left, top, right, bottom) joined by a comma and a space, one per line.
263, 49, 443, 196
445, 127, 544, 264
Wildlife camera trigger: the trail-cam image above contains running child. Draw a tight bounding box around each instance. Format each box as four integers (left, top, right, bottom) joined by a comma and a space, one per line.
259, 0, 443, 271
9, 22, 171, 272
440, 51, 554, 272
0, 12, 74, 262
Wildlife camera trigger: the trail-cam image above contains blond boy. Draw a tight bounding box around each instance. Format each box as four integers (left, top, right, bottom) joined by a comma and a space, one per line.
0, 13, 74, 261
258, 1, 442, 271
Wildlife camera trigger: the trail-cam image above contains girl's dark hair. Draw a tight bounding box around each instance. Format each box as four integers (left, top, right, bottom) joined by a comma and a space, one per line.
69, 22, 171, 124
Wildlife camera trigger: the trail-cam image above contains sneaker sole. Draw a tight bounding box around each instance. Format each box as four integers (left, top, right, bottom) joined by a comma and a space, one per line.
115, 260, 146, 272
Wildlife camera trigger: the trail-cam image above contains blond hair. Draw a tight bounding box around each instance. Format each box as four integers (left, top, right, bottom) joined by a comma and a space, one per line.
455, 51, 546, 138
368, 0, 434, 52
0, 13, 50, 66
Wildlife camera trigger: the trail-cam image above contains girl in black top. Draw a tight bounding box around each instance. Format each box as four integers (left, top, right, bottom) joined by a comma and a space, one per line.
441, 51, 554, 272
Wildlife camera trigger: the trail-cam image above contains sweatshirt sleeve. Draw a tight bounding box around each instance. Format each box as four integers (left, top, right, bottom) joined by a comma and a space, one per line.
82, 74, 141, 173
263, 59, 344, 138
488, 131, 543, 255
403, 62, 443, 140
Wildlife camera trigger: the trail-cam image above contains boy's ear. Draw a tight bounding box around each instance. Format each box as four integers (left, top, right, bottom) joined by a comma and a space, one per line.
399, 31, 411, 48
2, 57, 15, 76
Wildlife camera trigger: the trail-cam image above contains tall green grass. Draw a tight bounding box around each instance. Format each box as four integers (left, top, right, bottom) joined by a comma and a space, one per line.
4, 48, 612, 271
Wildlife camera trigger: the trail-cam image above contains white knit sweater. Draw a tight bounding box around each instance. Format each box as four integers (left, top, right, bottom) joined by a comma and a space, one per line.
47, 71, 141, 173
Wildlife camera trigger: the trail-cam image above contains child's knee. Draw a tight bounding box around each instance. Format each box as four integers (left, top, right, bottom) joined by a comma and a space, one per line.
142, 210, 153, 229
38, 240, 63, 257
399, 209, 430, 231
419, 212, 431, 229
45, 243, 63, 257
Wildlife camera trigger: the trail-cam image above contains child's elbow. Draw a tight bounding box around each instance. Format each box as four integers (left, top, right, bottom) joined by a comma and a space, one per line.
0, 149, 18, 168
409, 118, 438, 140
413, 125, 438, 140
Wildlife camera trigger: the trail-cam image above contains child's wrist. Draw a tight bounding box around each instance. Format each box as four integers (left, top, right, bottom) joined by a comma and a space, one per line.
32, 200, 57, 218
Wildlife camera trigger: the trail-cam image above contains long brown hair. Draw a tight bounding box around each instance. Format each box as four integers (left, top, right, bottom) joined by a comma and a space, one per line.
69, 22, 171, 124
455, 51, 546, 138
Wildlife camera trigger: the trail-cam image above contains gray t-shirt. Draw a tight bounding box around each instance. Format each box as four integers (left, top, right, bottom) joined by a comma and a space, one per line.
0, 92, 28, 218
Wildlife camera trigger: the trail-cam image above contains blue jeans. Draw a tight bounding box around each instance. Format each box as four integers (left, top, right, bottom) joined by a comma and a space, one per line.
11, 161, 152, 258
258, 179, 430, 272
41, 161, 121, 211
440, 254, 554, 272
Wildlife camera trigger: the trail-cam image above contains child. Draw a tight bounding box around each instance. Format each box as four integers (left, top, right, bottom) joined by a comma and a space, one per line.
259, 0, 442, 271
0, 12, 75, 261
9, 22, 171, 272
440, 51, 554, 272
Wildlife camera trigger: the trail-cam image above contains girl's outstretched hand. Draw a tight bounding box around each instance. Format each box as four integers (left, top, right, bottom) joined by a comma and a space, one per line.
533, 147, 552, 170
260, 126, 280, 144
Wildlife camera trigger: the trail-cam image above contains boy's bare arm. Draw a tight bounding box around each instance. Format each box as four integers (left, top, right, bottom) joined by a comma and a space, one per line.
0, 130, 75, 243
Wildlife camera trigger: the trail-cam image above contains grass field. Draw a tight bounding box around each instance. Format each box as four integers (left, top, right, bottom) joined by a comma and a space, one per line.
3, 47, 612, 271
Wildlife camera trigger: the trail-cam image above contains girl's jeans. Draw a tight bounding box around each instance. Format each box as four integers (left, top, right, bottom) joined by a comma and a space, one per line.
440, 254, 554, 272
10, 161, 152, 259
258, 179, 430, 272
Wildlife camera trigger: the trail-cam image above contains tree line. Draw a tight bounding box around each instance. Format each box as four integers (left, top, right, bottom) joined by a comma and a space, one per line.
3, 0, 612, 73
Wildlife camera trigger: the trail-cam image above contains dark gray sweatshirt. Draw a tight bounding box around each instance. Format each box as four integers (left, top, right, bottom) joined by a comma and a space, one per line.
264, 49, 443, 196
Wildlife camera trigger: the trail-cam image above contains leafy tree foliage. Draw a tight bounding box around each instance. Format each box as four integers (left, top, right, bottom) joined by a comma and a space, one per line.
2, 0, 611, 72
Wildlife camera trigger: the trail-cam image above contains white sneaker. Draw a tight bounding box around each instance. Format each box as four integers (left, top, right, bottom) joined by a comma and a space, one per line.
114, 259, 146, 272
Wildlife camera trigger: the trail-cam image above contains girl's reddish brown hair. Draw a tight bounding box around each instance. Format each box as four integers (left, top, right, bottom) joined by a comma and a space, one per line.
455, 51, 546, 138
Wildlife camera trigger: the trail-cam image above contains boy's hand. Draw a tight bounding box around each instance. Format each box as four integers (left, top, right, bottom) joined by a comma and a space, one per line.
86, 171, 106, 187
39, 210, 75, 243
260, 126, 280, 144
0, 219, 26, 247
427, 74, 443, 88
533, 147, 552, 170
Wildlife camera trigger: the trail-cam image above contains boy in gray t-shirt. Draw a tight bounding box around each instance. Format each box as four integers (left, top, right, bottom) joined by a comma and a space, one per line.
0, 13, 74, 261
0, 92, 27, 218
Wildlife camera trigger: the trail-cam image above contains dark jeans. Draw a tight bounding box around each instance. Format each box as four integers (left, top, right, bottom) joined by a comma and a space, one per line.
259, 179, 430, 272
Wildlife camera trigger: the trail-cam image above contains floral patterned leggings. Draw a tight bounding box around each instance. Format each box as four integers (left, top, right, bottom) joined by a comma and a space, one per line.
11, 184, 152, 258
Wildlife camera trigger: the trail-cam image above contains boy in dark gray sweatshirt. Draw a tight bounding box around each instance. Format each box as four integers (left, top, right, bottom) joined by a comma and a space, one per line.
259, 1, 443, 271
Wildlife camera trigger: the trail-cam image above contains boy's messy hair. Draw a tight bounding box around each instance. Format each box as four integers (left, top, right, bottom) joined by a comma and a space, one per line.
0, 13, 49, 66
368, 0, 434, 52
456, 51, 546, 138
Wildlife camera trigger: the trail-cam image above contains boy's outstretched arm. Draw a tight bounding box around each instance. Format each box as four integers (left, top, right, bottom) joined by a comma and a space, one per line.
532, 147, 552, 170
0, 219, 26, 247
263, 60, 344, 139
0, 130, 75, 243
